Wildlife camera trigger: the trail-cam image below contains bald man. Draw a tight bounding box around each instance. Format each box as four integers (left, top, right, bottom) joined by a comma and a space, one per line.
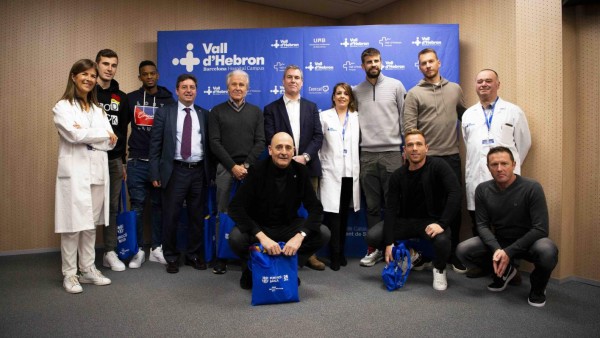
228, 132, 330, 289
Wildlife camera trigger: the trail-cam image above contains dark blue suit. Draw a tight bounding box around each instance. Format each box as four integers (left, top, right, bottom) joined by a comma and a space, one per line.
149, 102, 211, 262
264, 97, 323, 177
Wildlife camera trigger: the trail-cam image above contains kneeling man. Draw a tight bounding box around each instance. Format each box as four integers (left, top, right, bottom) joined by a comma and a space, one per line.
366, 129, 460, 290
456, 146, 558, 307
228, 132, 330, 289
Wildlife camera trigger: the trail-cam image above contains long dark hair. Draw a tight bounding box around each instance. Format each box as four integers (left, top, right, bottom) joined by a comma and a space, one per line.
60, 59, 100, 108
331, 82, 357, 112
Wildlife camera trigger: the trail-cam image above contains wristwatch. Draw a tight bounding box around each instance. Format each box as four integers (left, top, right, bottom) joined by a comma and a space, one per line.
243, 162, 250, 169
299, 231, 307, 238
302, 153, 310, 162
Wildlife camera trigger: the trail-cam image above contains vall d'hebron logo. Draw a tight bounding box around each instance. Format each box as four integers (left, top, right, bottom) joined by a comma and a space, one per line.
340, 37, 370, 48
270, 85, 284, 96
309, 37, 330, 49
379, 36, 402, 47
270, 39, 300, 49
172, 42, 265, 72
202, 86, 228, 96
411, 36, 443, 47
342, 61, 362, 72
304, 61, 334, 72
273, 61, 287, 72
384, 61, 405, 71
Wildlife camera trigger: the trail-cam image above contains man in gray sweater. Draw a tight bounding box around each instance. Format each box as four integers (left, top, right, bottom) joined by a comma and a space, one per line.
403, 48, 466, 273
456, 146, 558, 307
353, 48, 406, 267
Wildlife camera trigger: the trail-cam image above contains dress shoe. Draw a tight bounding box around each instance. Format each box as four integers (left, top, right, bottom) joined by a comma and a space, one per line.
184, 257, 207, 270
306, 254, 326, 271
166, 261, 179, 274
212, 259, 227, 274
240, 268, 252, 290
330, 254, 341, 271
340, 255, 347, 267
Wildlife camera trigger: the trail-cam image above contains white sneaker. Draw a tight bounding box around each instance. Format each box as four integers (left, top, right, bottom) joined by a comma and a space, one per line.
63, 275, 83, 294
433, 268, 448, 291
149, 246, 167, 265
360, 249, 383, 267
128, 248, 145, 269
103, 251, 126, 271
80, 266, 111, 286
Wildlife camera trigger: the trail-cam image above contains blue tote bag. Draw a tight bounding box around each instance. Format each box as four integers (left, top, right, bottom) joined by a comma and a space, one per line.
381, 242, 412, 291
216, 181, 241, 260
250, 242, 299, 306
117, 180, 138, 260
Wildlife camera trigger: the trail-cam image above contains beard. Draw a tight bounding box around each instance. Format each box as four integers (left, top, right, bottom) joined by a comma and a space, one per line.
366, 67, 380, 79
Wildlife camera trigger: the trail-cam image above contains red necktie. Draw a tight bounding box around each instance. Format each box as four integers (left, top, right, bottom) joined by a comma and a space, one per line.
181, 108, 192, 160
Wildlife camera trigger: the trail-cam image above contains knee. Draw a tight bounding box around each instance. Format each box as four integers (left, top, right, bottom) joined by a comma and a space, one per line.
318, 224, 331, 247
228, 227, 249, 256
366, 222, 384, 248
532, 238, 559, 269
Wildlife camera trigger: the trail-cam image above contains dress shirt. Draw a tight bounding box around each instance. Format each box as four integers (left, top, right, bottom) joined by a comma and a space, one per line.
175, 101, 203, 162
283, 95, 301, 156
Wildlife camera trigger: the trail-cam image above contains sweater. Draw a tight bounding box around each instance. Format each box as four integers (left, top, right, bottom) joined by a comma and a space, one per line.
475, 175, 549, 258
353, 73, 406, 152
126, 86, 175, 159
403, 77, 466, 156
96, 80, 129, 161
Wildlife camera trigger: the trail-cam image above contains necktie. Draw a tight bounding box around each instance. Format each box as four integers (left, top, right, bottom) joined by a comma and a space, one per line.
181, 108, 192, 160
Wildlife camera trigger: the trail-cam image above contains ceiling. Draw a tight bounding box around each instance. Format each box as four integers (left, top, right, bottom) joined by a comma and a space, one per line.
239, 0, 399, 19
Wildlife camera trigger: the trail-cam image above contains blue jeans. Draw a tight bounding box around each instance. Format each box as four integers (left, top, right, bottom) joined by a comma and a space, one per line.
127, 159, 162, 248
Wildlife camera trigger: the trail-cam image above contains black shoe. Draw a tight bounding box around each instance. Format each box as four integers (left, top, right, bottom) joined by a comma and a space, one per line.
340, 255, 347, 267
451, 256, 467, 274
509, 270, 522, 286
487, 264, 516, 292
240, 268, 252, 290
528, 288, 546, 307
412, 255, 433, 271
184, 257, 207, 270
212, 259, 227, 274
297, 277, 301, 286
330, 254, 341, 271
166, 261, 179, 274
466, 266, 488, 278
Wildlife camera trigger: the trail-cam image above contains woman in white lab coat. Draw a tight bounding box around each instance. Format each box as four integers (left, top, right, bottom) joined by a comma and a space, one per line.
319, 83, 360, 270
53, 59, 117, 293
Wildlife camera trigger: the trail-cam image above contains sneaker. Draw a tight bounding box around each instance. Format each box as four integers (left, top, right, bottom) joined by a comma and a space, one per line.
80, 266, 111, 286
433, 268, 448, 291
487, 264, 516, 292
63, 275, 83, 294
128, 249, 145, 269
451, 256, 467, 274
212, 259, 227, 274
103, 251, 126, 271
509, 270, 522, 286
412, 255, 433, 271
149, 246, 167, 265
360, 249, 383, 267
528, 289, 547, 307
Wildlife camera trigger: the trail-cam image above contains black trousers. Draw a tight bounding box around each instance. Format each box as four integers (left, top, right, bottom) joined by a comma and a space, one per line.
434, 154, 462, 258
161, 164, 206, 263
325, 177, 353, 256
228, 219, 330, 267
367, 220, 451, 271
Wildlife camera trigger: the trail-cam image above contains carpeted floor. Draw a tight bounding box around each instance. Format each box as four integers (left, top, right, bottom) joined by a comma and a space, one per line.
1, 250, 599, 337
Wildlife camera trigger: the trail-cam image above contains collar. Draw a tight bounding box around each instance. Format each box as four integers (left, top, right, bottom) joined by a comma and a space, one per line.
283, 95, 300, 105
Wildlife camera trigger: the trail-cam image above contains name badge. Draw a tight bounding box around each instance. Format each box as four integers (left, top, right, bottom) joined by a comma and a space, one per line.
482, 139, 495, 145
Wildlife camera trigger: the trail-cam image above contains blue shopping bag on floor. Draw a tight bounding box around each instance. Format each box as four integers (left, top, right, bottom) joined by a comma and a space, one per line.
117, 180, 138, 260
250, 242, 299, 306
381, 242, 412, 291
217, 181, 241, 260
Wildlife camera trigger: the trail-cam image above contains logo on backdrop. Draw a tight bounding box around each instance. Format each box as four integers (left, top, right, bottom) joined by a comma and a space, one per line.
411, 36, 443, 47
202, 86, 228, 96
340, 38, 370, 48
308, 85, 330, 95
270, 39, 300, 49
270, 85, 284, 96
342, 61, 362, 72
201, 42, 265, 72
172, 43, 201, 72
379, 36, 402, 47
304, 61, 334, 72
309, 37, 330, 49
273, 62, 287, 72
383, 61, 406, 71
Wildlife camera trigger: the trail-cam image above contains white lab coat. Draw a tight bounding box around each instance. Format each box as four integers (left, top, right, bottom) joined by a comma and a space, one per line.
318, 108, 360, 213
461, 97, 531, 210
53, 100, 115, 233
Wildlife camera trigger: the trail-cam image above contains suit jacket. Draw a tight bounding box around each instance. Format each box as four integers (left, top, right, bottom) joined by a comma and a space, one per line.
263, 97, 323, 177
149, 102, 212, 188
228, 158, 323, 238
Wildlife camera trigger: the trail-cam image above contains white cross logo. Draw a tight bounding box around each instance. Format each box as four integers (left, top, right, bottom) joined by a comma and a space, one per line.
172, 43, 201, 72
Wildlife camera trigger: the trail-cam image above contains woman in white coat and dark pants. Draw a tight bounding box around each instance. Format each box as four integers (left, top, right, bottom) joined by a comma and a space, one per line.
319, 82, 360, 270
53, 59, 118, 293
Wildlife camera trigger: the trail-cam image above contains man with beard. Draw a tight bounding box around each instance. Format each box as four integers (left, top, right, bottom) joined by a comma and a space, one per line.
353, 48, 407, 267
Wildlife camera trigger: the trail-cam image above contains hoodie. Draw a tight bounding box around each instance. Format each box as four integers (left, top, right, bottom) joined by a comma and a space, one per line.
126, 86, 175, 159
96, 80, 130, 161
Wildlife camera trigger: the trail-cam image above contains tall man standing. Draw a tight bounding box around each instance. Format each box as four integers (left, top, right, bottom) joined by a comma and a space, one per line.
149, 74, 212, 274
95, 49, 129, 272
209, 70, 265, 274
403, 48, 467, 273
263, 65, 325, 271
353, 48, 406, 267
126, 60, 176, 267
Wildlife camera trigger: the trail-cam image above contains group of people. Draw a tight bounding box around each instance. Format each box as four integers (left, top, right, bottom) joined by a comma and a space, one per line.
53, 47, 558, 307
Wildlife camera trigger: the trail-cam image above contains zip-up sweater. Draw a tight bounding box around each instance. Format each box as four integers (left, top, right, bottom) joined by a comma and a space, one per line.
403, 77, 466, 156
97, 80, 129, 161
353, 73, 406, 152
127, 86, 175, 159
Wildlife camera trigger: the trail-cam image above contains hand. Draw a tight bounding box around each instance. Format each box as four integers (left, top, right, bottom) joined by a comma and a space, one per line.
256, 232, 281, 256
108, 132, 118, 145
122, 167, 127, 181
425, 223, 444, 238
292, 156, 307, 165
384, 245, 393, 264
152, 180, 161, 188
282, 233, 304, 256
231, 164, 248, 180
492, 249, 510, 277
73, 122, 81, 129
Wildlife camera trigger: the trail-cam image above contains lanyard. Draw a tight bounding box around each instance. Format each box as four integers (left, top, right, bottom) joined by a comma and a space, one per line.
482, 97, 499, 132
341, 110, 349, 142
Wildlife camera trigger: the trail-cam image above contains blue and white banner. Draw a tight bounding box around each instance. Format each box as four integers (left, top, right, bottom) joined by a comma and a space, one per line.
158, 24, 459, 111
